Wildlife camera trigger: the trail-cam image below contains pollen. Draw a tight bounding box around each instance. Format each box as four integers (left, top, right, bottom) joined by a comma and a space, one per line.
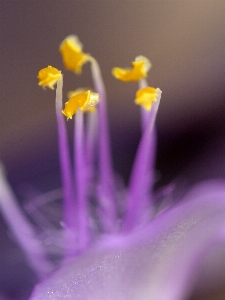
59, 35, 91, 74
112, 56, 151, 82
62, 90, 99, 119
134, 87, 159, 111
37, 66, 62, 89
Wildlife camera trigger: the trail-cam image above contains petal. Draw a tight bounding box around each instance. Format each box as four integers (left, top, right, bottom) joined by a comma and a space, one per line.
30, 180, 225, 300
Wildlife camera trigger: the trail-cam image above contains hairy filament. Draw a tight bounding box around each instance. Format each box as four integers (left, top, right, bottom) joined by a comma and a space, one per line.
74, 111, 89, 250
0, 164, 53, 278
123, 89, 162, 231
90, 58, 117, 232
55, 78, 76, 257
138, 78, 149, 130
85, 111, 98, 182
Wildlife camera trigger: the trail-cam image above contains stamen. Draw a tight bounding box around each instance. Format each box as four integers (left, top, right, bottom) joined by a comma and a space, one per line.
74, 110, 89, 251
90, 57, 117, 232
123, 88, 162, 232
62, 90, 99, 119
59, 35, 91, 74
0, 163, 53, 278
61, 87, 99, 249
135, 56, 152, 73
55, 77, 77, 257
68, 89, 98, 182
112, 56, 151, 82
59, 33, 117, 233
38, 69, 76, 257
138, 78, 149, 130
37, 66, 62, 89
67, 88, 87, 99
135, 87, 158, 111
85, 110, 98, 180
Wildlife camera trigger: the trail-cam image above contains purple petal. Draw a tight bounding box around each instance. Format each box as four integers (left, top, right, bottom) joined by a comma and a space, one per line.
30, 180, 225, 300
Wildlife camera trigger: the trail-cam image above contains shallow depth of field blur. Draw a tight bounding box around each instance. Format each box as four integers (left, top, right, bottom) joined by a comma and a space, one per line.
1, 1, 225, 299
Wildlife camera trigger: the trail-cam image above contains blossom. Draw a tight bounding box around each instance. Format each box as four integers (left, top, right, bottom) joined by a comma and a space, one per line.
1, 35, 225, 300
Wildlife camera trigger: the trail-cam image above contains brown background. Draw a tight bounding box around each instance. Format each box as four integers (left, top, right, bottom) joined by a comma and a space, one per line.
1, 1, 225, 184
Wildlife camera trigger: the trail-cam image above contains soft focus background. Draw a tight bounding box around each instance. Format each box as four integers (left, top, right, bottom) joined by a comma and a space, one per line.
1, 1, 225, 299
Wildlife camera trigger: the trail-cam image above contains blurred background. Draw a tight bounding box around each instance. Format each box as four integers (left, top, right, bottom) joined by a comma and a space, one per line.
1, 1, 225, 299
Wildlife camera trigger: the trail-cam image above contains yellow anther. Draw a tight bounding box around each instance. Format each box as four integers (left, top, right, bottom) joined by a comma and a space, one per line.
135, 87, 160, 111
81, 91, 99, 113
67, 88, 88, 100
62, 90, 99, 119
112, 56, 151, 82
37, 66, 62, 89
59, 35, 91, 74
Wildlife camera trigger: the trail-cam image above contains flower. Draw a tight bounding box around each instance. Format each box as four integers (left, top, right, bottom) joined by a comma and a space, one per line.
112, 55, 151, 82
1, 35, 225, 300
37, 66, 62, 89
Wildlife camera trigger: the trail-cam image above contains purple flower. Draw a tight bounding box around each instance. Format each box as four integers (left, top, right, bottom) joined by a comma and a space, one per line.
1, 35, 225, 300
